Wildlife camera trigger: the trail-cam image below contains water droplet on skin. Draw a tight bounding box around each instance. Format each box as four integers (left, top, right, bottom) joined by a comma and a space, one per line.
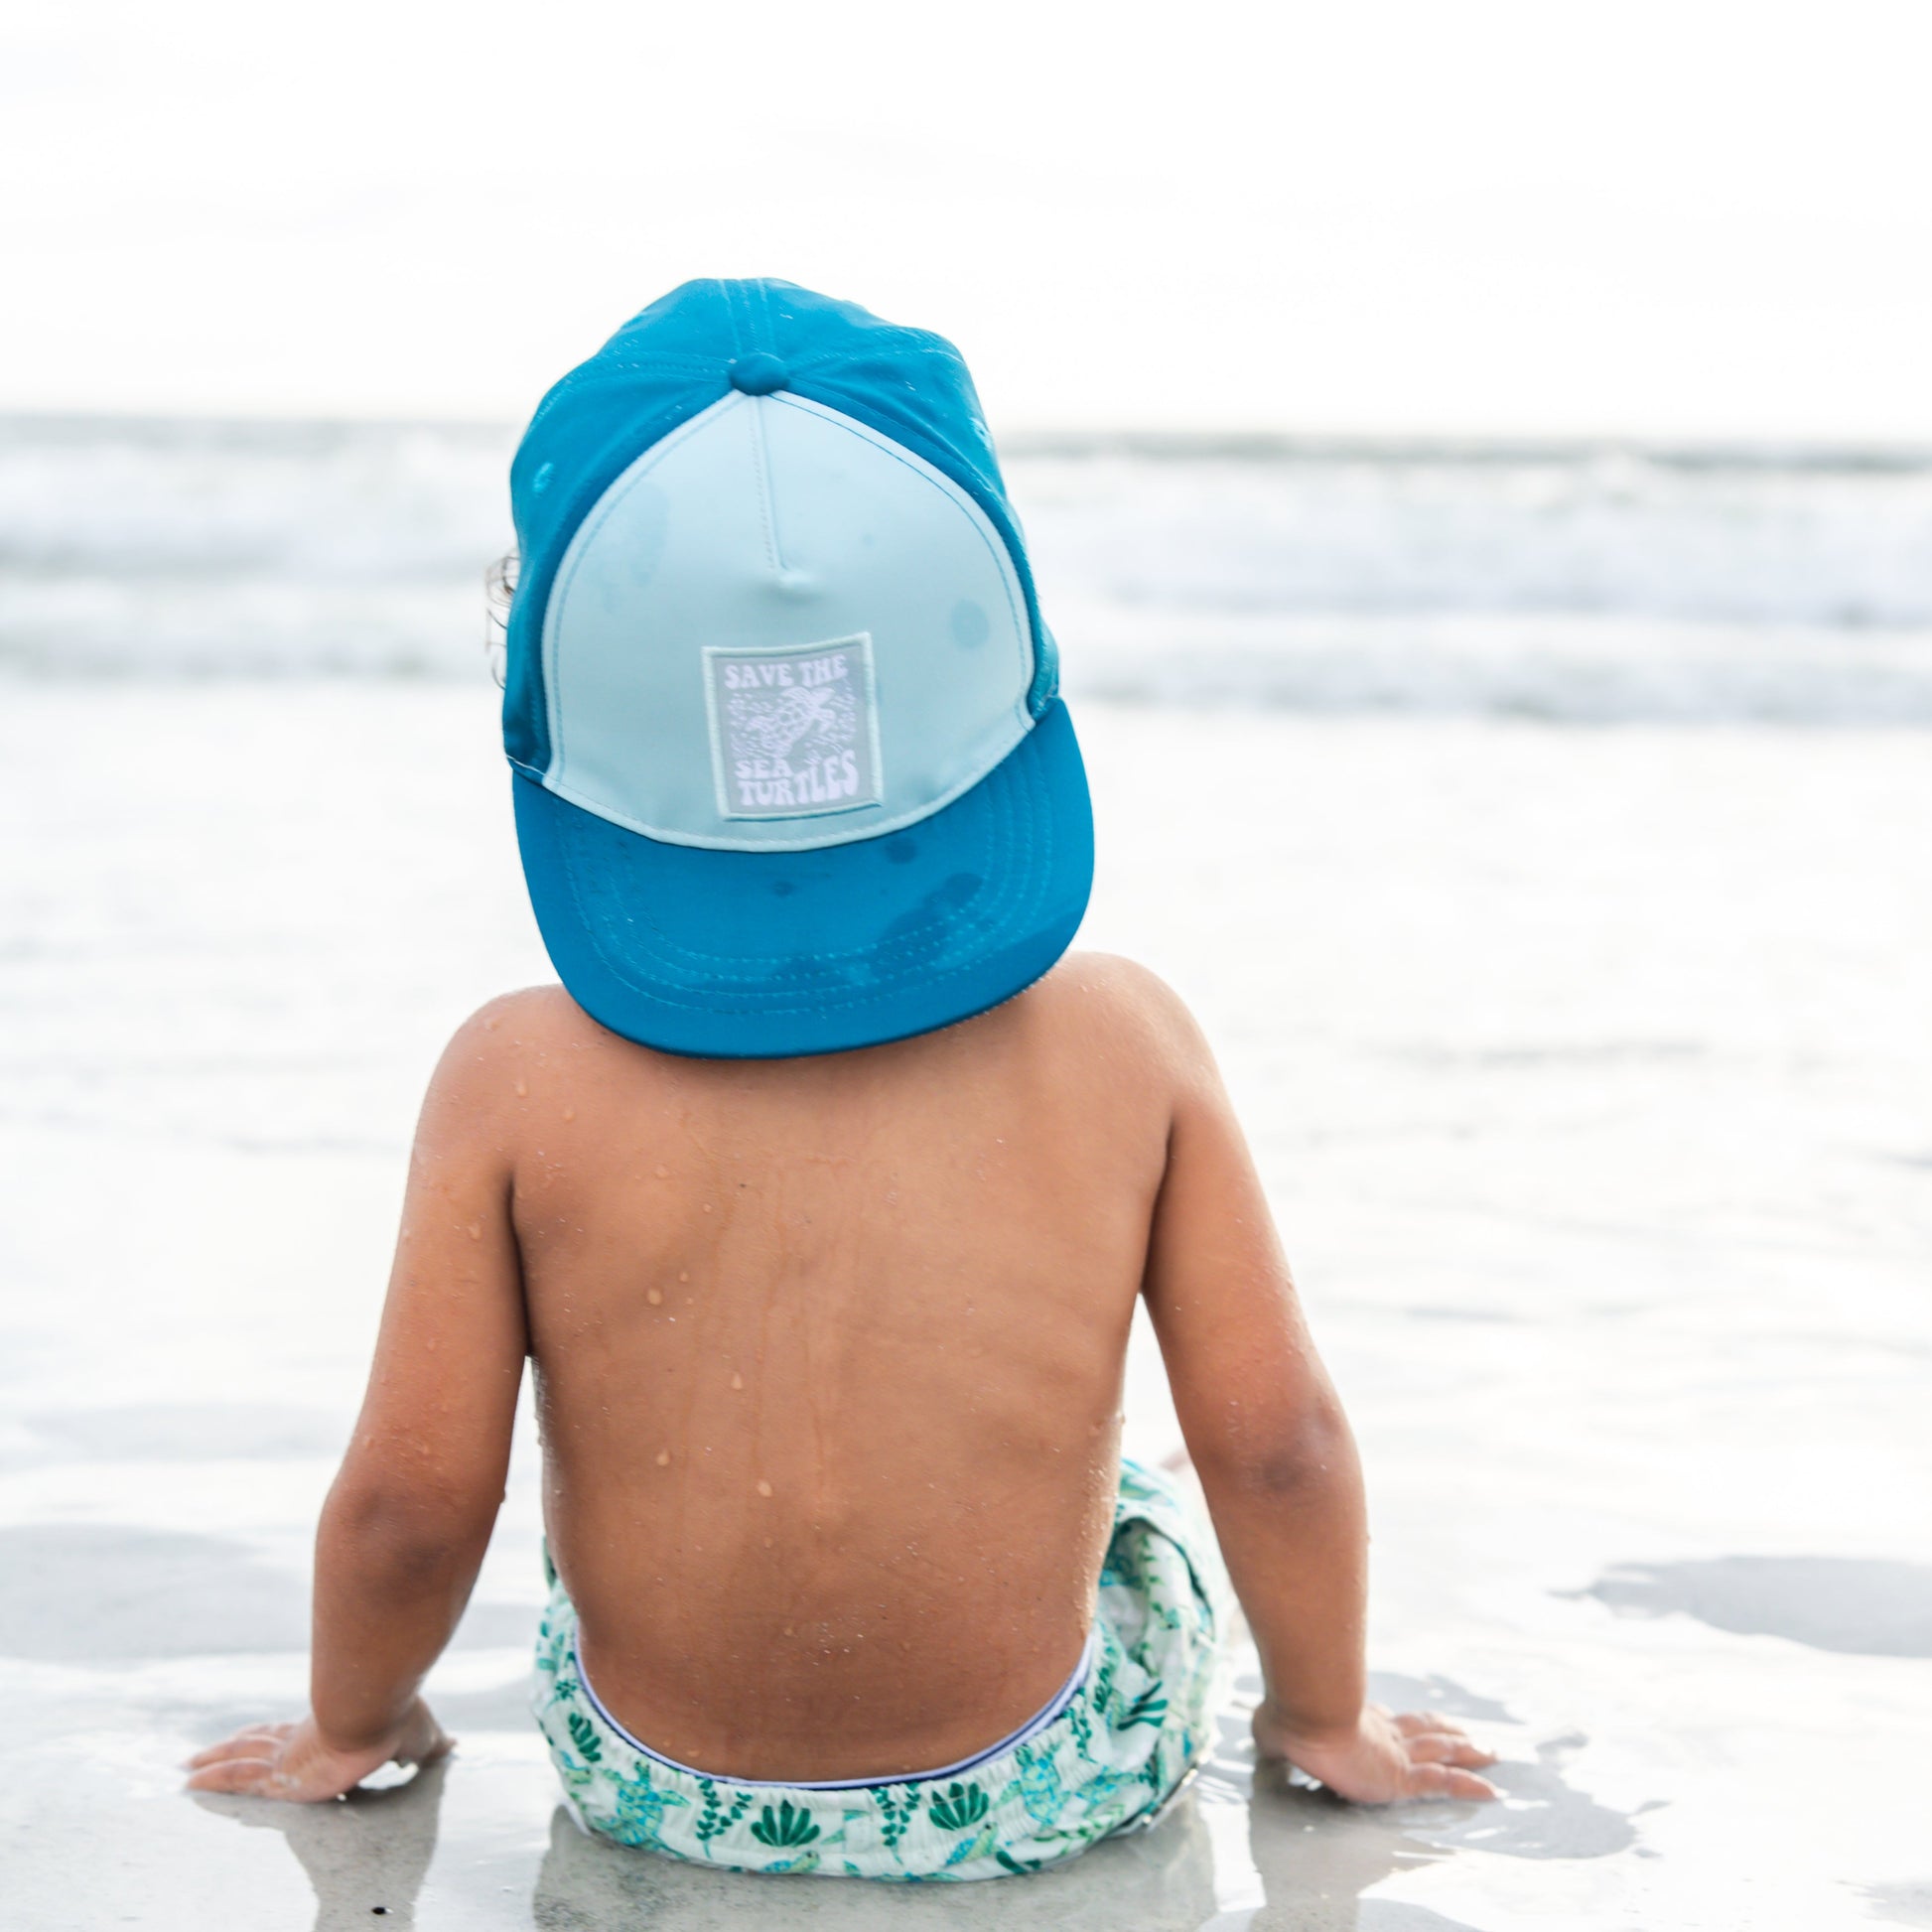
679, 1271, 689, 1283
783, 1624, 793, 1637
656, 1449, 671, 1466
467, 1223, 482, 1240
514, 1079, 528, 1098
702, 1203, 713, 1214
563, 1108, 575, 1123
483, 1017, 497, 1031
762, 1538, 773, 1549
647, 1289, 662, 1307
731, 1372, 744, 1391
757, 1479, 772, 1497
654, 1165, 669, 1177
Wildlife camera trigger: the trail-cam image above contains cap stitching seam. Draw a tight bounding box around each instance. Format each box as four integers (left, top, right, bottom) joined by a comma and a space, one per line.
746, 398, 782, 577
770, 393, 1029, 697
722, 280, 751, 358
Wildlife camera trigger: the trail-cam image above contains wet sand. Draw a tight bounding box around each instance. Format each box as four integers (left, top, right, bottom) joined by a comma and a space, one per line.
2, 685, 1929, 1928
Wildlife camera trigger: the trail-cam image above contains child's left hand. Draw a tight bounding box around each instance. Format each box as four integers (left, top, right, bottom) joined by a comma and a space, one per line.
184, 1696, 452, 1802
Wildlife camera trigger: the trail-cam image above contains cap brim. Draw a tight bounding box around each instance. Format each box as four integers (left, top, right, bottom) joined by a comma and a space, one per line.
513, 699, 1093, 1058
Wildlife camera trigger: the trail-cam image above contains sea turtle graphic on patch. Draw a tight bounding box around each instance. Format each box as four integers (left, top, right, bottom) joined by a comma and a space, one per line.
704, 634, 883, 820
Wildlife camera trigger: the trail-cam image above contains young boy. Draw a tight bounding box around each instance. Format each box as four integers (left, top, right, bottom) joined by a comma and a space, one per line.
185, 281, 1497, 1880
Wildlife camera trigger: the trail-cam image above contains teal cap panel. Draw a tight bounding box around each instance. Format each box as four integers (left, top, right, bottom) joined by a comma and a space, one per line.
541, 389, 1034, 852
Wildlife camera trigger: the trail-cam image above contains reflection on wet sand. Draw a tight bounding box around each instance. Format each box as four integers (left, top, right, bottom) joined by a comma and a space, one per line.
1242, 1768, 1462, 1932
0, 1517, 539, 1666
1400, 1731, 1638, 1863
1225, 1669, 1647, 1930
1576, 1558, 1932, 1658
194, 1757, 448, 1932
1855, 1879, 1932, 1929
0, 1524, 311, 1661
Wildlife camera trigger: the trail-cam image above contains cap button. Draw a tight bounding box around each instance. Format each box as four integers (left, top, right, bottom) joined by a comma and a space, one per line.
729, 352, 789, 396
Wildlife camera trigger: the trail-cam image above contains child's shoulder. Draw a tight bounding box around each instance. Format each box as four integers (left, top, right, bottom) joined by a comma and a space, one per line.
445, 983, 611, 1057
426, 984, 638, 1103
1024, 951, 1211, 1061
1036, 948, 1186, 1011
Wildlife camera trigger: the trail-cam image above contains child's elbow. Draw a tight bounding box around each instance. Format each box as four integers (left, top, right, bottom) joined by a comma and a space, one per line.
1197, 1398, 1357, 1503
322, 1471, 494, 1583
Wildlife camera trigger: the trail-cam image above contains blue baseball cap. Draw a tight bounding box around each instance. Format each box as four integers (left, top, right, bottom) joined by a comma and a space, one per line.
503, 279, 1093, 1058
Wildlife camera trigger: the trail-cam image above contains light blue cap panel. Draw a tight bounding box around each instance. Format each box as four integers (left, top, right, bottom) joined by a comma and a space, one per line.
541, 390, 1035, 853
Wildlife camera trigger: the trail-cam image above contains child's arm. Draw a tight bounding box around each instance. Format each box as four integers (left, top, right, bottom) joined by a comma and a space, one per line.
1138, 983, 1498, 1804
186, 1010, 528, 1800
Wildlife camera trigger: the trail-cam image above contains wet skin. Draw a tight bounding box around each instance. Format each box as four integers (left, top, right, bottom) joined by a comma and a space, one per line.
186, 955, 1497, 1802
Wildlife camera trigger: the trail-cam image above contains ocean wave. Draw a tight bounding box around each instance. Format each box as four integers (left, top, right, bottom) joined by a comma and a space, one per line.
1054, 611, 1932, 726
6, 415, 1932, 721
1016, 449, 1932, 631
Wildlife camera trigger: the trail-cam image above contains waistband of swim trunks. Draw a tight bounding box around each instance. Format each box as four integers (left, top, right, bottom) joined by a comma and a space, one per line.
573, 1625, 1099, 1792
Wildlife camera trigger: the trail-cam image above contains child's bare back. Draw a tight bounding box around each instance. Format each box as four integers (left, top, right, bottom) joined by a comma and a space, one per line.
504, 955, 1167, 1779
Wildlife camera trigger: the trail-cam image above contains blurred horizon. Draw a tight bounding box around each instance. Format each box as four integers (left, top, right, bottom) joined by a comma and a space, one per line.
13, 407, 1932, 468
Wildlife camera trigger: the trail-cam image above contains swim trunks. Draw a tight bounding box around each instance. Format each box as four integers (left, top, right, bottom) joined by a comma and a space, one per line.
531, 1458, 1225, 1880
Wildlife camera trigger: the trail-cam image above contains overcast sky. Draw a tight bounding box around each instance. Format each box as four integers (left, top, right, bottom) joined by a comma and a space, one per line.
5, 0, 1930, 441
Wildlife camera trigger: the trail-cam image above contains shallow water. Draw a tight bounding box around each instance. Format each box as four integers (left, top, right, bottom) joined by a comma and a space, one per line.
2, 684, 1929, 1928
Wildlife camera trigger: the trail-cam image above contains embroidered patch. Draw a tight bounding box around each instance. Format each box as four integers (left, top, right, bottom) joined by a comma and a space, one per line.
704, 634, 883, 820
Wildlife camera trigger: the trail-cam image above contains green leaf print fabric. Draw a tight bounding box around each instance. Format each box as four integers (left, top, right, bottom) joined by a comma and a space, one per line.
530, 1459, 1226, 1882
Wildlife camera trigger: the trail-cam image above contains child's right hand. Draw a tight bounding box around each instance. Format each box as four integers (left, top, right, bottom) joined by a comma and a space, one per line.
184, 1696, 452, 1803
1253, 1700, 1500, 1804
